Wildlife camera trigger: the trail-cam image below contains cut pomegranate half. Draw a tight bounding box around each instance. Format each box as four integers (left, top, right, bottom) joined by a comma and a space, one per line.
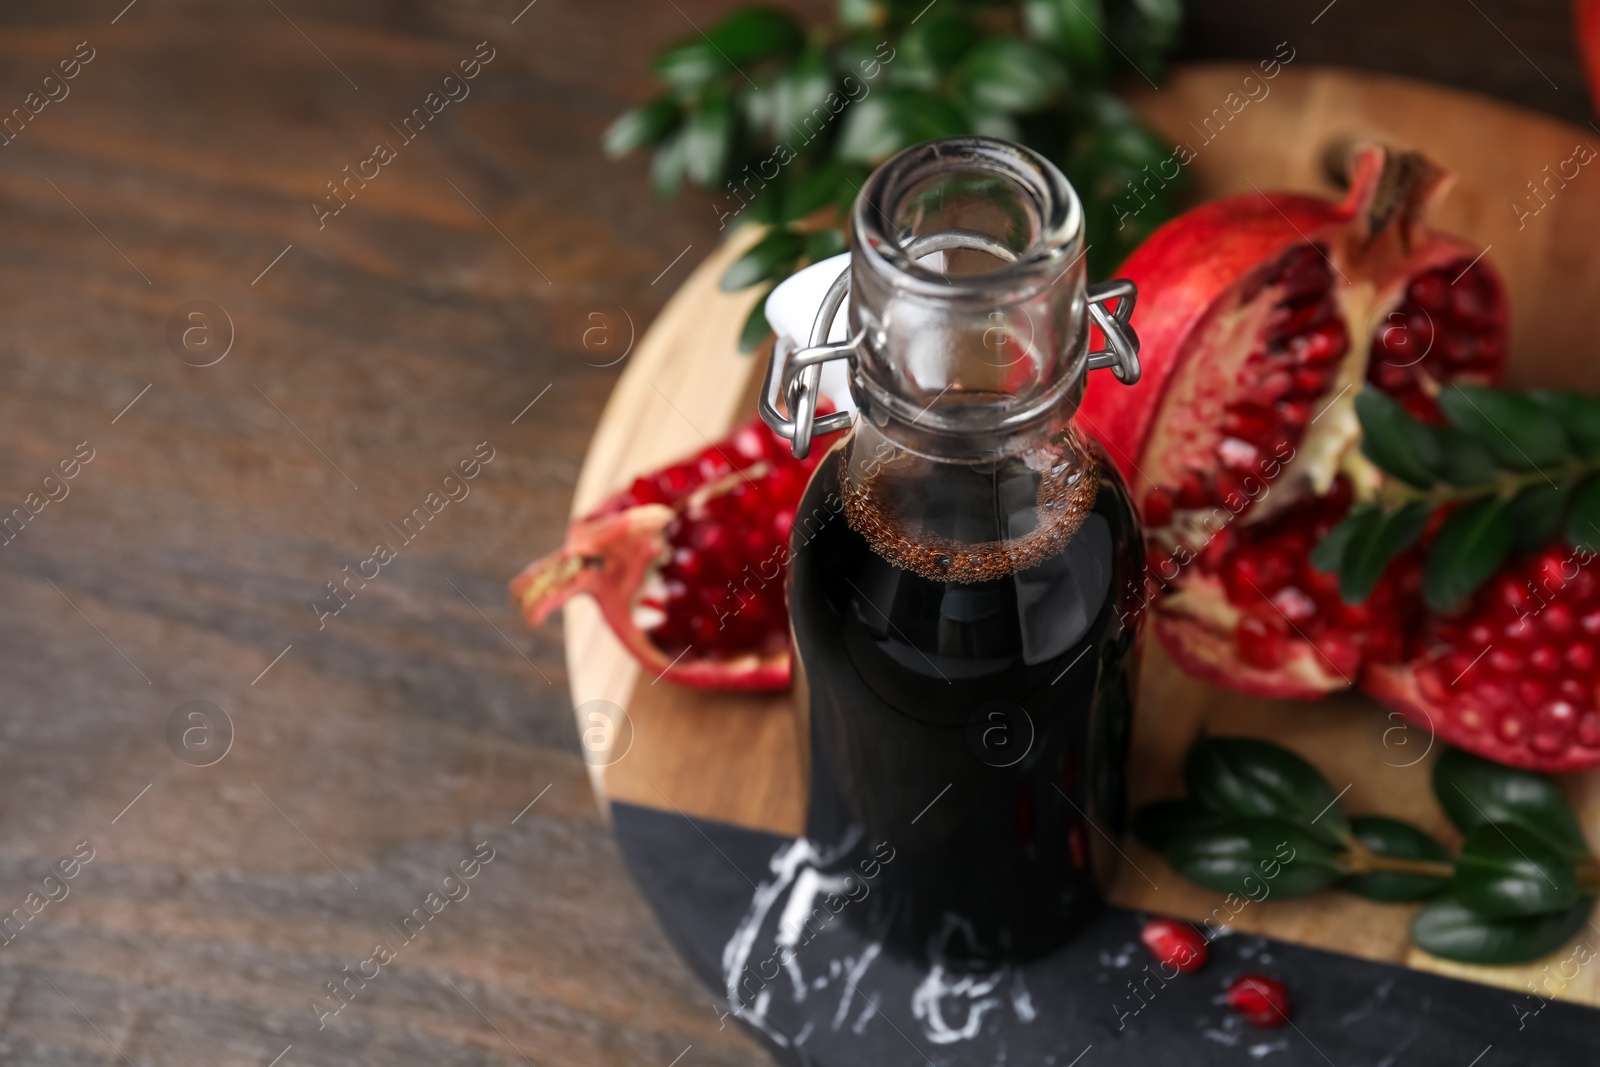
1082, 144, 1507, 701
512, 412, 827, 690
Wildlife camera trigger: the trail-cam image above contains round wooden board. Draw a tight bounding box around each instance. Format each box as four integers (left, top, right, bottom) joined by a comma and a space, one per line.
559, 65, 1600, 1005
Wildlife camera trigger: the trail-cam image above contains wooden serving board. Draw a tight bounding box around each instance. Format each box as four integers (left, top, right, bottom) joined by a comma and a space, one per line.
562, 66, 1600, 1006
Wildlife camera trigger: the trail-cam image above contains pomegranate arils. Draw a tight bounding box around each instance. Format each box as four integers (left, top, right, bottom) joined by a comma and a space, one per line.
1366, 260, 1504, 421
1227, 974, 1292, 1028
1140, 918, 1207, 974
513, 412, 828, 690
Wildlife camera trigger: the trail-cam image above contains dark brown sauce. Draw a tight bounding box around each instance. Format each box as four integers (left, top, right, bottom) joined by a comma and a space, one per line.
789, 432, 1142, 966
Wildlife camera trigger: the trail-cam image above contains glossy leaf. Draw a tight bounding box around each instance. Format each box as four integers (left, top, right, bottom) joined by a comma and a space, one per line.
962, 37, 1067, 114
1452, 823, 1581, 918
720, 229, 805, 292
1433, 747, 1589, 859
834, 93, 901, 163
1131, 799, 1221, 853
704, 7, 806, 64
1310, 505, 1378, 575
1413, 895, 1595, 965
1355, 389, 1442, 488
1432, 426, 1500, 487
1132, 0, 1183, 47
894, 9, 976, 91
1184, 736, 1351, 844
738, 284, 777, 353
650, 129, 689, 199
1567, 476, 1600, 553
1022, 0, 1107, 78
1339, 502, 1429, 605
603, 96, 681, 158
1508, 482, 1569, 552
836, 89, 967, 164
653, 39, 729, 90
682, 90, 735, 188
1533, 389, 1600, 459
1423, 496, 1515, 612
778, 164, 845, 224
1340, 816, 1451, 902
1166, 819, 1344, 900
1440, 384, 1573, 471
771, 48, 835, 143
804, 227, 847, 262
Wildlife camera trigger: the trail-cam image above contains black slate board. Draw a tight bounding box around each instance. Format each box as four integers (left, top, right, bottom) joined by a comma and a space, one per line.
613, 801, 1595, 1066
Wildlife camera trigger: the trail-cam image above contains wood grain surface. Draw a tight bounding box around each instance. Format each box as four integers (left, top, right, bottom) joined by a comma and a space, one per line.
568, 66, 1600, 1008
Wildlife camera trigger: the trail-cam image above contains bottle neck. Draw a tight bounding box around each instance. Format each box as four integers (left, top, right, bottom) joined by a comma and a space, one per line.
846, 137, 1090, 464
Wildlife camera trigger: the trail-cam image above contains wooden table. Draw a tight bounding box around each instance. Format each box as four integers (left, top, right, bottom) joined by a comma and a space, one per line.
0, 2, 1588, 1066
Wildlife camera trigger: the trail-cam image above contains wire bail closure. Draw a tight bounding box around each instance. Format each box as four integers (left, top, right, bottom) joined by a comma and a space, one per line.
759, 246, 1142, 460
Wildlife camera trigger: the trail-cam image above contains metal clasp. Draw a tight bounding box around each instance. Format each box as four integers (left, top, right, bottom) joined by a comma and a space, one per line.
1085, 278, 1141, 385
759, 263, 856, 461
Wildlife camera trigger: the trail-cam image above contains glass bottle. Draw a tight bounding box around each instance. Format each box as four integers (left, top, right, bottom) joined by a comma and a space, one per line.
761, 136, 1146, 967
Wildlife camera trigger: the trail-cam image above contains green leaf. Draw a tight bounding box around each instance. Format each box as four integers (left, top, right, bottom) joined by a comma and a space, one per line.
1413, 895, 1595, 965
650, 129, 689, 199
1340, 816, 1451, 902
738, 284, 777, 352
1508, 482, 1569, 552
834, 93, 901, 163
803, 227, 847, 262
1533, 390, 1600, 459
780, 164, 848, 224
653, 39, 728, 90
771, 48, 835, 143
1131, 0, 1183, 48
1423, 496, 1515, 612
720, 229, 805, 292
1022, 0, 1107, 79
1339, 502, 1430, 605
961, 37, 1067, 114
704, 7, 806, 64
1432, 426, 1500, 487
1131, 799, 1222, 853
652, 8, 803, 90
603, 96, 681, 158
1567, 476, 1600, 553
835, 89, 967, 164
1355, 389, 1442, 488
894, 9, 976, 91
1166, 819, 1344, 900
1310, 505, 1379, 575
1452, 823, 1581, 918
837, 0, 883, 30
1440, 384, 1573, 472
682, 91, 735, 188
1184, 736, 1351, 845
1433, 747, 1589, 859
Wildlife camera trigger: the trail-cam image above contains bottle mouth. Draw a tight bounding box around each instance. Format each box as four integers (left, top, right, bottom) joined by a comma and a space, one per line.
852, 137, 1084, 303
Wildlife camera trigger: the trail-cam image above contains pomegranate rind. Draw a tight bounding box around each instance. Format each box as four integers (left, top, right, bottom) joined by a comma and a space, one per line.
511, 503, 791, 691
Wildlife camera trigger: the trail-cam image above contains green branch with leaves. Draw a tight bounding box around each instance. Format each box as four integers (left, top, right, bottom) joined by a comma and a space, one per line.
1313, 385, 1600, 609
604, 0, 1186, 350
1136, 737, 1597, 964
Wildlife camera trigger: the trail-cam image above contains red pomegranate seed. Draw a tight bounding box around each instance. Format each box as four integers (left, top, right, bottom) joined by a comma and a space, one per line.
1140, 918, 1207, 974
1227, 974, 1292, 1028
1144, 487, 1175, 528
1237, 615, 1289, 669
1408, 271, 1449, 312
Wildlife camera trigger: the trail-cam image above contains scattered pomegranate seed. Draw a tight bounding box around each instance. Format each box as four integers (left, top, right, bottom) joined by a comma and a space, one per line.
1226, 973, 1292, 1028
1140, 918, 1207, 974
